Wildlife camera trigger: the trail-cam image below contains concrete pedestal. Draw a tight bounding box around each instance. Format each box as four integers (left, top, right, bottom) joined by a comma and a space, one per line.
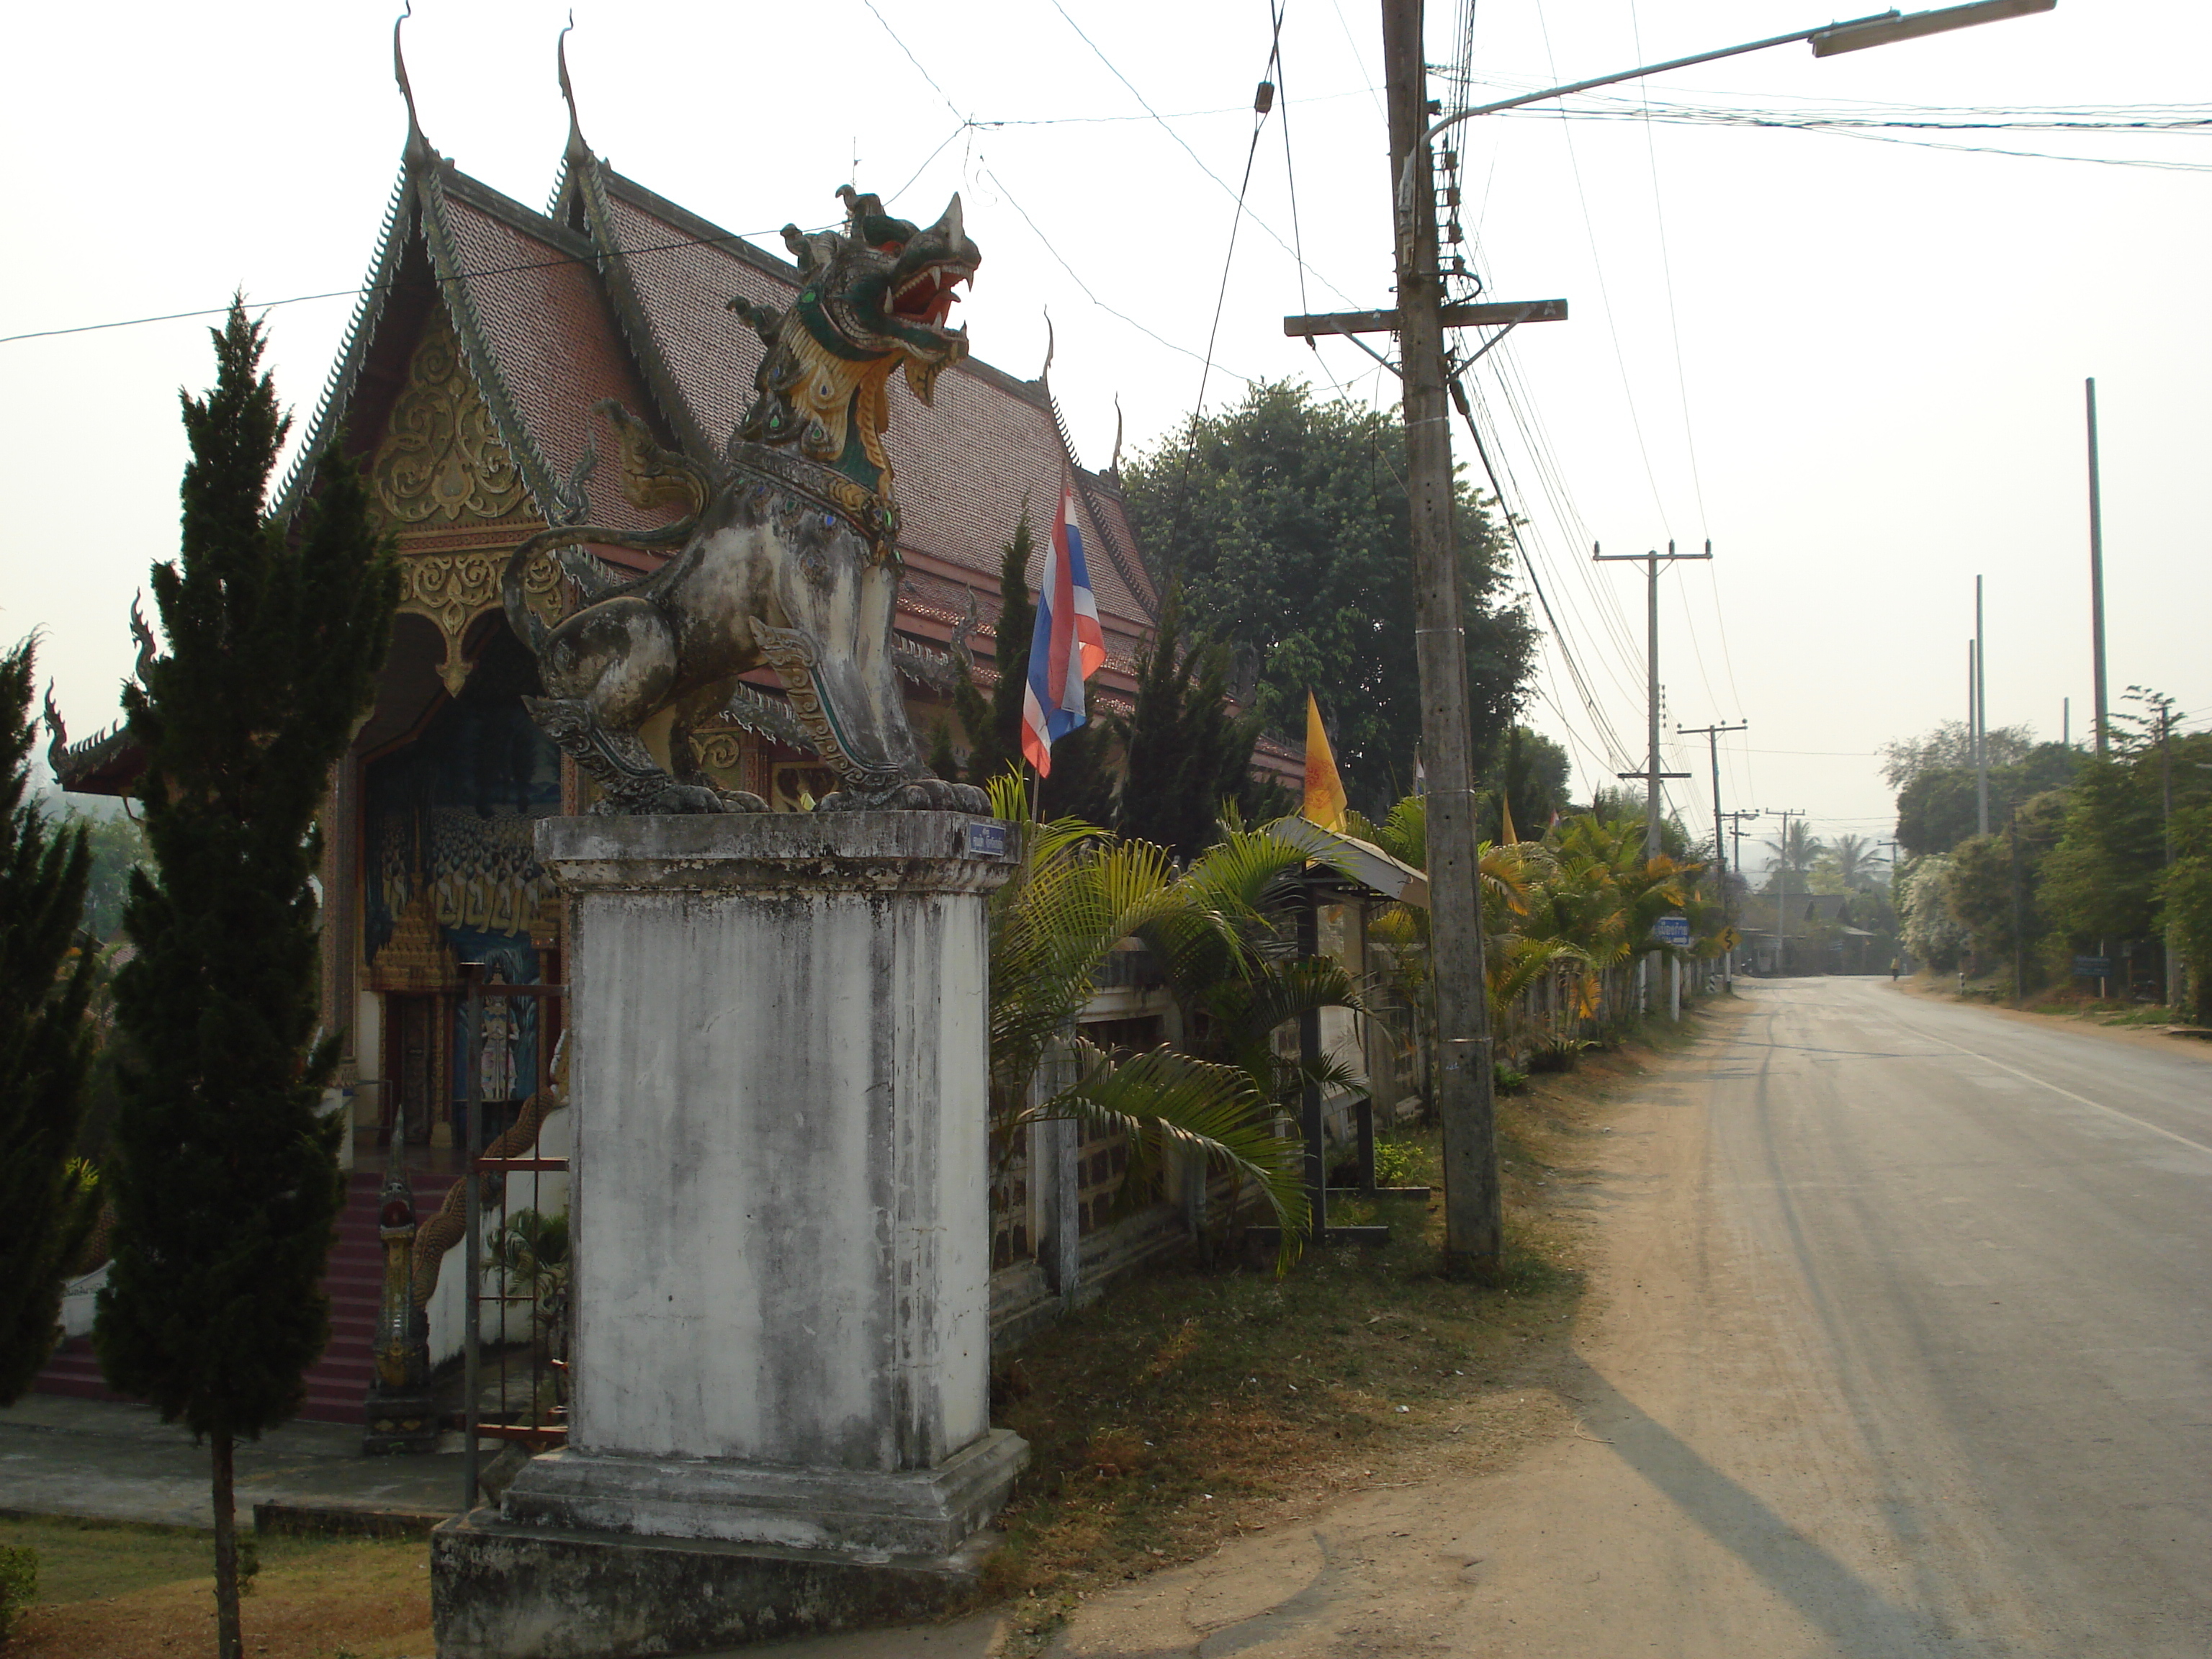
433, 813, 1025, 1657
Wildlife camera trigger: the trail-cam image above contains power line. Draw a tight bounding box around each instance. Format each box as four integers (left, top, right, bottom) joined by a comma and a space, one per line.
1627, 0, 1710, 539
0, 222, 797, 348
1044, 0, 1362, 310
979, 166, 1249, 385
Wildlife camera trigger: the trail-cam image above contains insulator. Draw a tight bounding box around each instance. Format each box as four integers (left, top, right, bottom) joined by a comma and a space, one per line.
1254, 81, 1275, 114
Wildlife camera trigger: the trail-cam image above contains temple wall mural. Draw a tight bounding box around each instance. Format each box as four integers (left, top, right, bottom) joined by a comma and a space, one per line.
361, 631, 560, 1144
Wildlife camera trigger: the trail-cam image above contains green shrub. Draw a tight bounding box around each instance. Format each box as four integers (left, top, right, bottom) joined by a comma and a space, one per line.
0, 1542, 37, 1637
1371, 1138, 1426, 1188
1493, 1063, 1529, 1095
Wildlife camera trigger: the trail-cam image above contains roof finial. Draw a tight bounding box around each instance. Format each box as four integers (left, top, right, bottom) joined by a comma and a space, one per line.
1039, 307, 1056, 385
1110, 394, 1124, 477
557, 12, 588, 161
393, 4, 433, 167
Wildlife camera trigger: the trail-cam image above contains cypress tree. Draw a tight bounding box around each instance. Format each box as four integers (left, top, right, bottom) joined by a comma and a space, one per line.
95, 305, 399, 1659
1040, 718, 1119, 827
1115, 590, 1269, 860
0, 637, 100, 1403
953, 513, 1037, 791
943, 511, 1121, 820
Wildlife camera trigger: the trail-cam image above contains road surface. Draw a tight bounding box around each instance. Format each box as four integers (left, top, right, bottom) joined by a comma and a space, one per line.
1039, 978, 2212, 1658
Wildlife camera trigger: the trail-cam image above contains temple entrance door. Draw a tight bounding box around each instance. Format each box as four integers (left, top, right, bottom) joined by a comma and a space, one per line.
386, 993, 442, 1147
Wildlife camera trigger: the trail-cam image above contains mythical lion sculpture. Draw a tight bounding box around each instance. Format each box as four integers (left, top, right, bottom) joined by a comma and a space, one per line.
502, 186, 989, 814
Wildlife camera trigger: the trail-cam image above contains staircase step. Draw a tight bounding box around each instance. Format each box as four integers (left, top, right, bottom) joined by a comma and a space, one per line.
36, 1164, 472, 1421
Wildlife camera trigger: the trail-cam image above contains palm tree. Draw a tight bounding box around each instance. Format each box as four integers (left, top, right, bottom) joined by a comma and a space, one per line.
1827, 833, 1879, 891
984, 775, 1373, 1264
1762, 819, 1825, 889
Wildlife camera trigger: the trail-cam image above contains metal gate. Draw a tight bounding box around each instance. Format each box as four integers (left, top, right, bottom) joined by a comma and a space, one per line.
459, 962, 570, 1509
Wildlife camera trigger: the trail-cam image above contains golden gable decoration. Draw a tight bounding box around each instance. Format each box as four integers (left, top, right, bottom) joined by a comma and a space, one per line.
368, 886, 456, 994
372, 309, 531, 523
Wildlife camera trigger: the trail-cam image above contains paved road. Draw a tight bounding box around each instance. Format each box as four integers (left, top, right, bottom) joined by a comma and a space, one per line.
1041, 979, 2212, 1658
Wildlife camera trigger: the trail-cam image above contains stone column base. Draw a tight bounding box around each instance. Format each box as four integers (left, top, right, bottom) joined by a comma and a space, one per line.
500, 1428, 1028, 1558
431, 1510, 1000, 1658
362, 1388, 440, 1456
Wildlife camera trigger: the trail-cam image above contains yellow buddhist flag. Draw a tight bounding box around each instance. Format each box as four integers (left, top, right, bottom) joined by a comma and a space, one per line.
1303, 691, 1347, 833
1499, 793, 1519, 845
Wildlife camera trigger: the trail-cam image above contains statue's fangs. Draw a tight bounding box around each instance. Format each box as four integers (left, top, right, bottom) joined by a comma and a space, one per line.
502, 186, 991, 815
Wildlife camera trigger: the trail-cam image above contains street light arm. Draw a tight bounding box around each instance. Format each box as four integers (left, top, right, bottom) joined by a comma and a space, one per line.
1398, 10, 1898, 215
1399, 0, 2056, 218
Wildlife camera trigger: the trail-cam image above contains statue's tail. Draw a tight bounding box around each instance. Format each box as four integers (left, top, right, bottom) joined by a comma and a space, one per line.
502, 513, 700, 655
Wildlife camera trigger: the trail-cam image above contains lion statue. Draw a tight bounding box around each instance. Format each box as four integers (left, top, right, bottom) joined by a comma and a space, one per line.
502, 185, 989, 814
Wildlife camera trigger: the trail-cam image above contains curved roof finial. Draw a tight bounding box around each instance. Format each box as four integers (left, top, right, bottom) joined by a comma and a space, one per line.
1039, 307, 1056, 386
1110, 394, 1124, 476
393, 4, 433, 167
557, 12, 589, 161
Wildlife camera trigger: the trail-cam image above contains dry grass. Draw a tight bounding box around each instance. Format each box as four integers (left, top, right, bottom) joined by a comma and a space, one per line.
0, 1516, 430, 1659
975, 1022, 1687, 1653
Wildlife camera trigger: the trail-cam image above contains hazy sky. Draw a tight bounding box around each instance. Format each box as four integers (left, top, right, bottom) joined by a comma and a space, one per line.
6, 1, 2205, 866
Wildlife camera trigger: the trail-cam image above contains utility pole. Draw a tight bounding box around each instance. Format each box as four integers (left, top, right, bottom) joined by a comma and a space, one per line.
2086, 377, 2109, 756
1975, 576, 1990, 837
1876, 836, 1903, 969
1379, 0, 1498, 1276
1680, 720, 1749, 990
1598, 540, 1709, 856
1722, 810, 1761, 981
1771, 809, 1806, 976
2162, 700, 2180, 1012
2008, 806, 2025, 1003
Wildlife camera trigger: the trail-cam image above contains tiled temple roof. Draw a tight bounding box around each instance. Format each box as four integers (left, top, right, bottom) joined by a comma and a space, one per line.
557, 159, 1160, 640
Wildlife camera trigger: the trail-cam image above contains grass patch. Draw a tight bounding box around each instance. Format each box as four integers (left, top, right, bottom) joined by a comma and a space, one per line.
975, 1025, 1670, 1653
0, 1516, 428, 1659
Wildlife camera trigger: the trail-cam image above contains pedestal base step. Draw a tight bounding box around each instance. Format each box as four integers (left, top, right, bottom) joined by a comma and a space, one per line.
431, 1510, 997, 1658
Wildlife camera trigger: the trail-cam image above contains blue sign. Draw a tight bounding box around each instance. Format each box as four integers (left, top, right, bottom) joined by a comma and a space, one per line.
964, 821, 1010, 860
1653, 915, 1691, 947
2072, 956, 2111, 978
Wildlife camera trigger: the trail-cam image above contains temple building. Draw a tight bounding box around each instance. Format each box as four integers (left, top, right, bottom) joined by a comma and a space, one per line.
58, 77, 1186, 1156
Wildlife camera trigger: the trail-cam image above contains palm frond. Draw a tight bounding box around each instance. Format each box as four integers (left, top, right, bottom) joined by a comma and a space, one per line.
1016, 1041, 1310, 1269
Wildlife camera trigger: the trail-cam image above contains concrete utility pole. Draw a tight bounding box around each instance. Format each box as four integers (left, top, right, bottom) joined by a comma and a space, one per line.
1680, 720, 1749, 990
2086, 377, 2109, 756
2162, 701, 2181, 1012
1725, 809, 1761, 960
1976, 576, 1990, 836
1380, 0, 1499, 1274
1771, 809, 1807, 976
1598, 541, 1708, 856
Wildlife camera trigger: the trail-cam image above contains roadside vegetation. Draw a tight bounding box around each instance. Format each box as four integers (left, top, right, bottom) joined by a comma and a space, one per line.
1884, 693, 2212, 1022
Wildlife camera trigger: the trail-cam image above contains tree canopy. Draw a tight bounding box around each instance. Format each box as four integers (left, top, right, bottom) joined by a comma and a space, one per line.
95, 306, 399, 1659
1120, 380, 1536, 816
0, 637, 99, 1403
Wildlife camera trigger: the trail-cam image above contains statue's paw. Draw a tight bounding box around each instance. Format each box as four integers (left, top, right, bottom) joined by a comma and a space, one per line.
819, 778, 991, 813
912, 778, 990, 814
718, 789, 770, 813
643, 782, 739, 815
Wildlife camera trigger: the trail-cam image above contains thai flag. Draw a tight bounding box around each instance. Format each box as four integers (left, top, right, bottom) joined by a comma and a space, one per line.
1020, 484, 1107, 775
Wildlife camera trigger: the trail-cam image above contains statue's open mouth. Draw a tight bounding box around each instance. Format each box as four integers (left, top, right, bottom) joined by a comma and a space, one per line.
889, 261, 974, 333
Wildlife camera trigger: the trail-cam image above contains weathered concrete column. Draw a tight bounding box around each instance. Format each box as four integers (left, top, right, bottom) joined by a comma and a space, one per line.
433, 812, 1025, 1656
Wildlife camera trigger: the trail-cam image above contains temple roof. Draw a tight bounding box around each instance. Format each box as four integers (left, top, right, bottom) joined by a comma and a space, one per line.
55, 71, 1192, 796
283, 98, 1158, 648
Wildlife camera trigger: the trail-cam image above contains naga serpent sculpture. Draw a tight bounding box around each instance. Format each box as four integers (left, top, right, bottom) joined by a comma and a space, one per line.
502, 186, 990, 814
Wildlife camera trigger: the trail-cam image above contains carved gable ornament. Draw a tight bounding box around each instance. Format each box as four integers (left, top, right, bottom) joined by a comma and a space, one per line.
372, 310, 531, 523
